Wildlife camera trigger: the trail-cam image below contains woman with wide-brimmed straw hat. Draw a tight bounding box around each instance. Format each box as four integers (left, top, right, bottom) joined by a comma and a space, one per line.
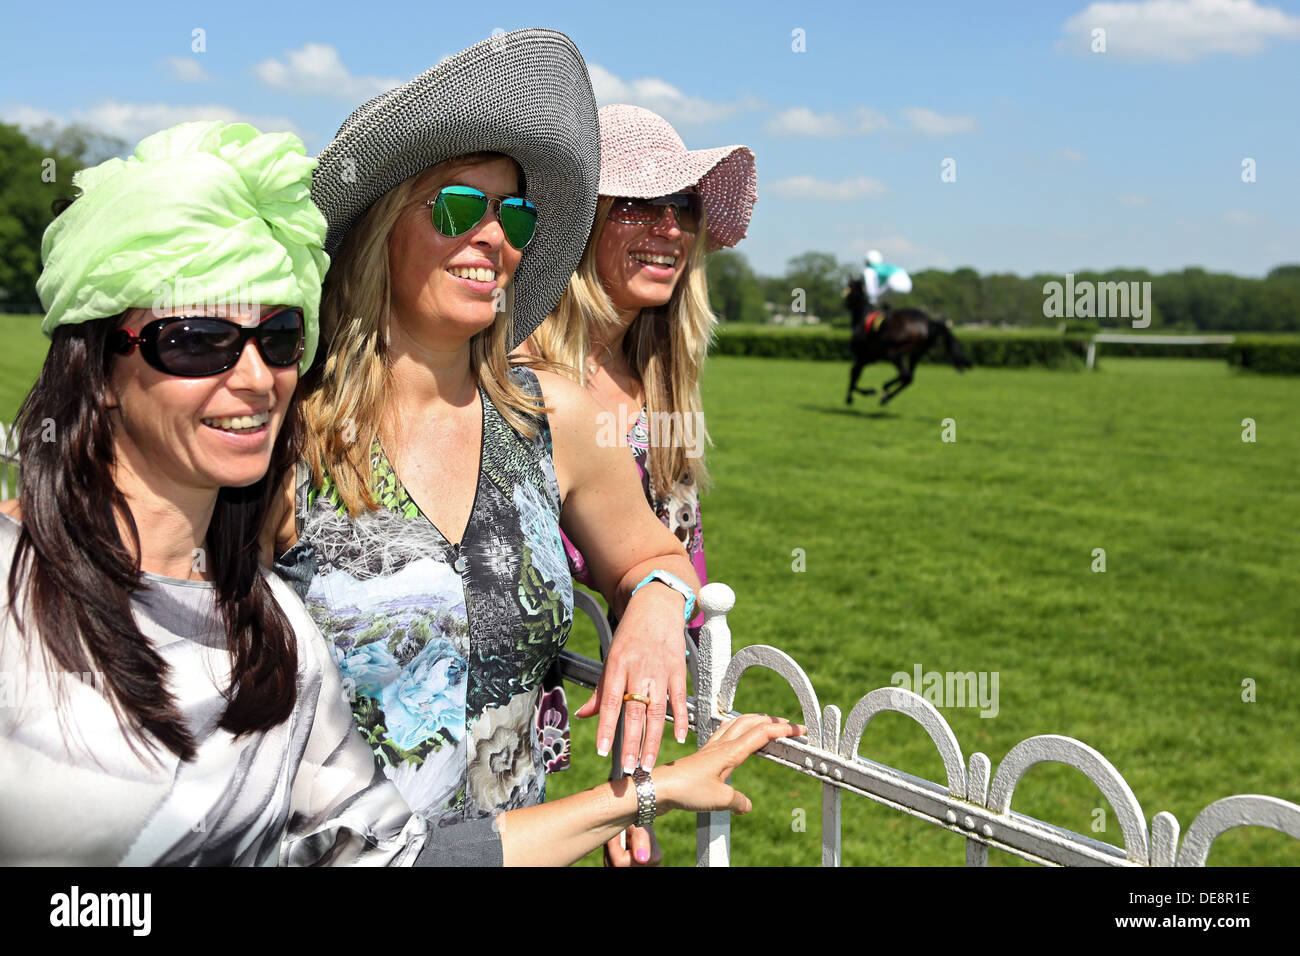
266, 29, 785, 863
0, 117, 802, 867
522, 103, 757, 864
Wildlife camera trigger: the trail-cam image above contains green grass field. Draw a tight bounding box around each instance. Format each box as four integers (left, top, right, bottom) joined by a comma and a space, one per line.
3, 314, 1296, 866
550, 354, 1300, 866
0, 315, 52, 426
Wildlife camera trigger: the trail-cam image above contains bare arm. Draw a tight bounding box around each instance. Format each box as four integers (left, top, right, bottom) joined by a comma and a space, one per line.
540, 369, 699, 614
497, 714, 804, 866
536, 369, 698, 772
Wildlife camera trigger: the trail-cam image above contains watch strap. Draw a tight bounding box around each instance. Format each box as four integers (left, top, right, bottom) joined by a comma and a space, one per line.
631, 767, 656, 828
631, 569, 696, 622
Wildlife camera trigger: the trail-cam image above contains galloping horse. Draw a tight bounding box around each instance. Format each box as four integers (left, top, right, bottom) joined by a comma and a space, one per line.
843, 276, 972, 405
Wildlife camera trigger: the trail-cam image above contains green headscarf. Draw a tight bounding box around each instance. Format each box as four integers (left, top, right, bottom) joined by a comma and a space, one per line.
36, 120, 328, 372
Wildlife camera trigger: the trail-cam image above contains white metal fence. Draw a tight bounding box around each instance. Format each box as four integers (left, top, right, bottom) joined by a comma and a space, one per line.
1086, 333, 1236, 369
560, 583, 1300, 867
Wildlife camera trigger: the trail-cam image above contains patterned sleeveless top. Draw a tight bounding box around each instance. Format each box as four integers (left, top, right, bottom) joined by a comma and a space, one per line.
275, 367, 573, 829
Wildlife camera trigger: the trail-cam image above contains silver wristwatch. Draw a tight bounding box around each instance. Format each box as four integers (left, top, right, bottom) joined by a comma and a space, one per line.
631, 767, 656, 828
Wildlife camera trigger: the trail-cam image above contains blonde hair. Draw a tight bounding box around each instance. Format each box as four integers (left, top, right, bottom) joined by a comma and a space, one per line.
529, 197, 716, 500
302, 153, 547, 516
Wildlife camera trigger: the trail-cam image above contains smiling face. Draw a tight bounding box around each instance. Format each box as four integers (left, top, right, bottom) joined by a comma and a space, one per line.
107, 305, 297, 497
594, 189, 698, 317
386, 155, 525, 351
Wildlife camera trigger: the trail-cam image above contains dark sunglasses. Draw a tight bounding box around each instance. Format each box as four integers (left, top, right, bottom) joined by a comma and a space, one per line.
426, 185, 538, 250
607, 193, 701, 233
111, 307, 305, 377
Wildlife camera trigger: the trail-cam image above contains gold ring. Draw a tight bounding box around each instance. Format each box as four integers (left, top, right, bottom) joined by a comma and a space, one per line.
622, 693, 651, 705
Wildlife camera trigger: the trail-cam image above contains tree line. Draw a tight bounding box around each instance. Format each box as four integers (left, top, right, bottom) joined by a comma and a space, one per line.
2, 122, 1296, 332
0, 122, 127, 309
707, 250, 1300, 333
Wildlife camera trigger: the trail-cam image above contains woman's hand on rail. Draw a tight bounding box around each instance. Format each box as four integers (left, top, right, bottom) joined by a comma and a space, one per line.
655, 714, 807, 815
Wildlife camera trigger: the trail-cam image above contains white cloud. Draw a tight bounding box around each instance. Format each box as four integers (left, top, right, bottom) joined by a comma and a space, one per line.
88, 101, 305, 141
900, 106, 977, 136
252, 43, 401, 99
853, 107, 892, 133
9, 101, 307, 144
1223, 208, 1258, 225
1062, 148, 1087, 162
764, 106, 892, 136
767, 175, 888, 200
3, 104, 61, 128
765, 107, 846, 136
161, 56, 210, 83
587, 63, 752, 126
1116, 193, 1152, 205
1061, 0, 1300, 62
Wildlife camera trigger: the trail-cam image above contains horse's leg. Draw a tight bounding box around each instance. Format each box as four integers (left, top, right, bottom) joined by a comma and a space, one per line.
880, 357, 912, 405
847, 356, 875, 404
879, 363, 904, 393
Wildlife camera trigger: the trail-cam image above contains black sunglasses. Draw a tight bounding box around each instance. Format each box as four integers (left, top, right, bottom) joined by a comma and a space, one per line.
111, 307, 305, 377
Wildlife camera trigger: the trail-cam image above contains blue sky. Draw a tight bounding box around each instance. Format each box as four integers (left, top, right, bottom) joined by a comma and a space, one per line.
3, 0, 1297, 278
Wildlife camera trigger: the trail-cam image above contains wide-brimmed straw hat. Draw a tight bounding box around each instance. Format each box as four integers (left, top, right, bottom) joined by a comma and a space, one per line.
311, 28, 600, 348
597, 104, 757, 251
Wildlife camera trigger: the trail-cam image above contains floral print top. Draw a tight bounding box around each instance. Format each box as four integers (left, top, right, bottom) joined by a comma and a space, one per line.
276, 367, 573, 830
562, 405, 707, 628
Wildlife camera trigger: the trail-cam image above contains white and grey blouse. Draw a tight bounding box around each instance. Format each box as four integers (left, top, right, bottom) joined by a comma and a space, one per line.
0, 512, 501, 866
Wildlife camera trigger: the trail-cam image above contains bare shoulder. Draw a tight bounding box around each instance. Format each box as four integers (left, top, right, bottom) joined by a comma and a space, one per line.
0, 500, 20, 520
523, 368, 609, 506
528, 366, 586, 405
527, 367, 599, 433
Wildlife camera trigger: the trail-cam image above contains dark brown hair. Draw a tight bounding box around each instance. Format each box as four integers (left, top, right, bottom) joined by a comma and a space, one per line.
6, 316, 299, 763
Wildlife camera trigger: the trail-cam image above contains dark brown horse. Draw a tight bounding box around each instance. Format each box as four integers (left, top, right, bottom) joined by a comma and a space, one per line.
844, 276, 971, 405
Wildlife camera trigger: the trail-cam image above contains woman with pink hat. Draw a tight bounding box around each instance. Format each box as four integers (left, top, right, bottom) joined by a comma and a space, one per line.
524, 103, 757, 865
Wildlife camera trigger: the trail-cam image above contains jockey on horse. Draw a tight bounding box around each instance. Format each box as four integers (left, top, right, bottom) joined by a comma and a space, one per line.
843, 252, 971, 406
859, 249, 913, 335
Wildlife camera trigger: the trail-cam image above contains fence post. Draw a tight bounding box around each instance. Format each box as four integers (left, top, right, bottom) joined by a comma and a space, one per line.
822, 704, 842, 866
695, 582, 735, 867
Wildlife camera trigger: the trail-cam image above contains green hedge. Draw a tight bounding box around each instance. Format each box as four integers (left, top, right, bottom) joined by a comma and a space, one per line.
712, 325, 1300, 374
711, 326, 1088, 369
1092, 339, 1230, 360
1226, 335, 1300, 375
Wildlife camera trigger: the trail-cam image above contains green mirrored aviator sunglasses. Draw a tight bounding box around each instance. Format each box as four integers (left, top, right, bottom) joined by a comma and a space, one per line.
425, 185, 538, 250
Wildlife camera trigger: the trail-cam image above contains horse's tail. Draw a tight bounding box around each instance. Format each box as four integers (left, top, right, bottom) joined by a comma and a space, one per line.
934, 320, 973, 371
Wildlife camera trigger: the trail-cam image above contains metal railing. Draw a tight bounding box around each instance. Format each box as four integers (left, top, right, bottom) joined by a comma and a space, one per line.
1085, 333, 1236, 369
558, 583, 1300, 867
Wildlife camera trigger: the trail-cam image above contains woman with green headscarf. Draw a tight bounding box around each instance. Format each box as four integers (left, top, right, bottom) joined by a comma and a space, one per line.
0, 120, 803, 866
